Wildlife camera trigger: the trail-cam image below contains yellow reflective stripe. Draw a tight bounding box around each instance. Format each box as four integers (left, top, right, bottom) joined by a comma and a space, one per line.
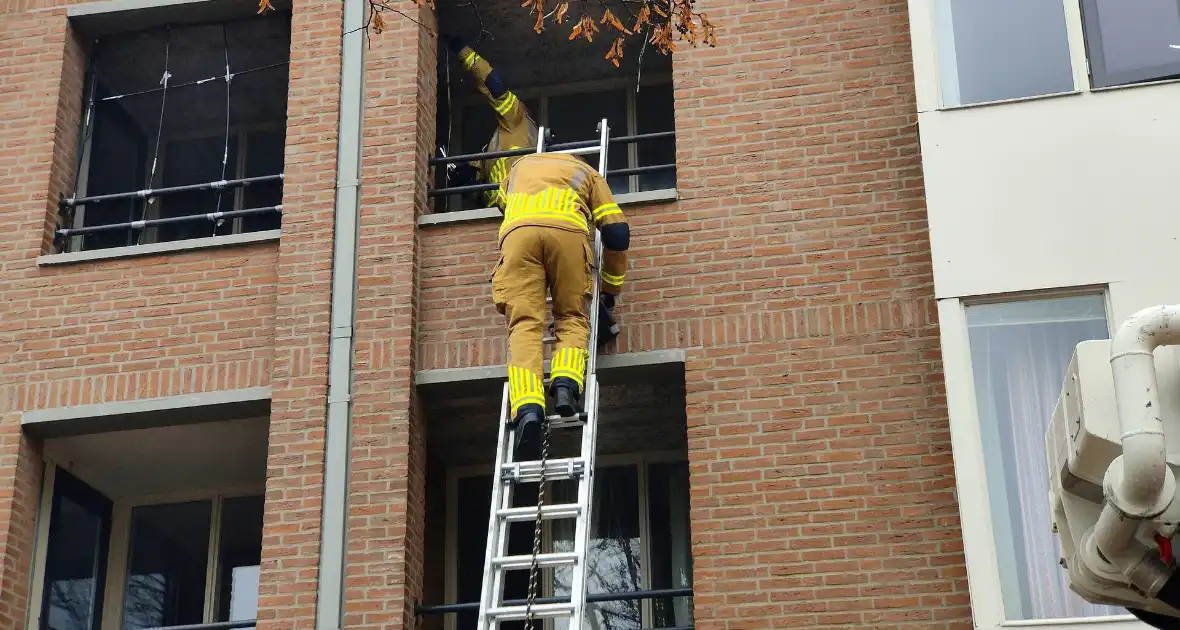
503, 213, 588, 231
493, 92, 518, 116
508, 365, 546, 416
601, 270, 625, 287
461, 51, 480, 70
592, 203, 621, 221
551, 348, 587, 389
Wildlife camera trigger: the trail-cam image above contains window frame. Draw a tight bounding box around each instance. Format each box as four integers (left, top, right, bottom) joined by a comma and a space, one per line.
64, 14, 291, 255
24, 458, 265, 630
99, 484, 266, 630
921, 0, 1089, 111
936, 287, 1150, 630
1077, 0, 1180, 89
443, 450, 690, 630
449, 73, 677, 198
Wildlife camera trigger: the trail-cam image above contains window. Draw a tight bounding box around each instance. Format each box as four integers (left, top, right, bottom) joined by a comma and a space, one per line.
118, 496, 263, 629
1080, 0, 1180, 88
436, 81, 677, 213
39, 470, 112, 630
934, 0, 1075, 106
449, 459, 694, 630
61, 14, 290, 253
965, 294, 1119, 620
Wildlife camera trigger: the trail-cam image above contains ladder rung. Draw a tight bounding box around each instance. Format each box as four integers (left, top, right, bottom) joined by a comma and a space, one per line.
556, 146, 600, 156
488, 602, 576, 621
493, 551, 579, 570
501, 457, 587, 483
545, 411, 588, 425
497, 503, 582, 522
543, 336, 557, 344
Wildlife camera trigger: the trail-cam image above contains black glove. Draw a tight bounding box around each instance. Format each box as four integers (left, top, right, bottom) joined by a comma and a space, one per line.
450, 162, 478, 188
441, 33, 465, 55
597, 296, 619, 349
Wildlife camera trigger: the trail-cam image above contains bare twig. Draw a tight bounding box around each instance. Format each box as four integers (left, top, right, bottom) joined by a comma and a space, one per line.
371, 0, 435, 33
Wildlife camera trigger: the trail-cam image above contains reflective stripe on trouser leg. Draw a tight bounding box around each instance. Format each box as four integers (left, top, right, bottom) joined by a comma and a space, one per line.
550, 347, 588, 392
508, 365, 546, 418
496, 227, 549, 420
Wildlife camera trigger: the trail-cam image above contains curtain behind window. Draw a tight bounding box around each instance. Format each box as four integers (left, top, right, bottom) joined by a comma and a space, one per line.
966, 295, 1118, 620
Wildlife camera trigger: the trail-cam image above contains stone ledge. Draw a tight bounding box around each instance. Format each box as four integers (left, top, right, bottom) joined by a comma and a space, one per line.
37, 230, 281, 266
415, 349, 686, 396
21, 387, 272, 438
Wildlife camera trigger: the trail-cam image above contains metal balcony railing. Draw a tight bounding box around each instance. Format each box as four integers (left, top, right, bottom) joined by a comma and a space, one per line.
428, 130, 677, 200
133, 587, 694, 630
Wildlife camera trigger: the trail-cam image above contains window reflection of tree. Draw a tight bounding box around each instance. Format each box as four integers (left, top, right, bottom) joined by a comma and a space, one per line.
123, 573, 168, 628
46, 580, 96, 630
553, 468, 642, 630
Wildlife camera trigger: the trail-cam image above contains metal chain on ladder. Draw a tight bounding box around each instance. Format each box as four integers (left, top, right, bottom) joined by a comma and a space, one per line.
524, 418, 552, 630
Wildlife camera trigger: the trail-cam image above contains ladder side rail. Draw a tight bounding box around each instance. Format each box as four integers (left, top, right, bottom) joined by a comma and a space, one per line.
478, 384, 515, 630
568, 116, 610, 630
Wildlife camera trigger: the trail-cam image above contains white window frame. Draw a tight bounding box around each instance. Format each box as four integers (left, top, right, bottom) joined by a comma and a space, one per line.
448, 73, 677, 197
907, 0, 1093, 112
936, 287, 1152, 630
443, 450, 690, 630
25, 458, 265, 630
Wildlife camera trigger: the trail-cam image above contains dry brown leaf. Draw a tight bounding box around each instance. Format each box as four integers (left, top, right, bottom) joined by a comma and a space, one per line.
604, 36, 625, 67
570, 15, 599, 42
632, 5, 650, 32
555, 2, 570, 24
256, 0, 274, 14
372, 9, 386, 34
599, 8, 632, 35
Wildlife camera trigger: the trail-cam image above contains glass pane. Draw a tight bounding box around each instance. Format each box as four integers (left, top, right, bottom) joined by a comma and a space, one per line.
647, 462, 693, 628
935, 0, 1074, 106
966, 294, 1119, 620
41, 470, 111, 630
635, 84, 677, 192
78, 88, 150, 252
553, 466, 642, 630
455, 476, 536, 630
156, 132, 239, 242
547, 90, 630, 194
1082, 0, 1180, 87
241, 129, 285, 233
122, 501, 212, 629
216, 496, 264, 625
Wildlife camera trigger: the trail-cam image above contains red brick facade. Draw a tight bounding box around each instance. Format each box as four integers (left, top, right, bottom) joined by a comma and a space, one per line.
0, 0, 973, 628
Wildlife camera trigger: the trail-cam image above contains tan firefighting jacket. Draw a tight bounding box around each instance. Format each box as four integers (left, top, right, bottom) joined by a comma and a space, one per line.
458, 46, 538, 209
497, 152, 629, 295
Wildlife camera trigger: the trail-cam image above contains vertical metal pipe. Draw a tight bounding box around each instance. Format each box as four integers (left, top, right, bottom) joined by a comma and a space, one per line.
316, 0, 366, 624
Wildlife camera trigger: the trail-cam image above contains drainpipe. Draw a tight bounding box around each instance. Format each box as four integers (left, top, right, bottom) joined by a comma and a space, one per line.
316, 0, 366, 624
1091, 305, 1180, 587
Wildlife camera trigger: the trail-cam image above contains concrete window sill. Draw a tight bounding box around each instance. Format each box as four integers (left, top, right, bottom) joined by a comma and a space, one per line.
418, 188, 678, 227
37, 230, 282, 266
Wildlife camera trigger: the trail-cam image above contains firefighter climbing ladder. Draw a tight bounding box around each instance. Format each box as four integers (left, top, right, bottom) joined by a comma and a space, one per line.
476, 119, 612, 630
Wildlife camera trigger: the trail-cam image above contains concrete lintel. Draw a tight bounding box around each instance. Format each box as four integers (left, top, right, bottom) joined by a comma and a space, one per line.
415, 349, 686, 390
64, 0, 292, 36
22, 386, 272, 439
38, 230, 280, 267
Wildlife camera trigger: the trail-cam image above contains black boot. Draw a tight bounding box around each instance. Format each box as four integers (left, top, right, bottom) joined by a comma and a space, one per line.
512, 404, 545, 461
550, 377, 582, 418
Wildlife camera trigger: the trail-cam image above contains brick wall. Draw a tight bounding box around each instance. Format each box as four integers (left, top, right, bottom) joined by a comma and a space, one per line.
415, 0, 972, 627
341, 3, 436, 628
0, 0, 976, 626
0, 0, 329, 628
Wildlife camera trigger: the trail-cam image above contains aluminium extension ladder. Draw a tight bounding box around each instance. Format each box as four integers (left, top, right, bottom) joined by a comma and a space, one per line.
476, 119, 613, 630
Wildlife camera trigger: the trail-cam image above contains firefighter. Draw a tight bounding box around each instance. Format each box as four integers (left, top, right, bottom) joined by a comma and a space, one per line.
441, 34, 538, 209
491, 151, 629, 460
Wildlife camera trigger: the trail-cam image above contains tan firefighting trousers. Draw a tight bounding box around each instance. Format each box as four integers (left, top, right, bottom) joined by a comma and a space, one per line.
492, 225, 593, 418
